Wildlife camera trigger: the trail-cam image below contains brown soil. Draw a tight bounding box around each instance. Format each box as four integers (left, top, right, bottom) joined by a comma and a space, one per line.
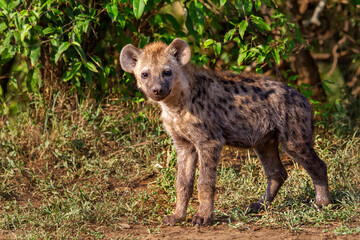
1, 223, 358, 240
105, 223, 359, 240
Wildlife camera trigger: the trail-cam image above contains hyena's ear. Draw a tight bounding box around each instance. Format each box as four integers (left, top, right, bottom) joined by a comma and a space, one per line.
167, 38, 191, 66
120, 44, 142, 73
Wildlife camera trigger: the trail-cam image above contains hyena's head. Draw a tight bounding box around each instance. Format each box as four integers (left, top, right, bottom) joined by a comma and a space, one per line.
120, 38, 191, 101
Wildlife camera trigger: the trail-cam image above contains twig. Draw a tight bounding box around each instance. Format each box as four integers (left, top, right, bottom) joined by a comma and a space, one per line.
328, 36, 346, 76
303, 0, 327, 27
348, 66, 360, 88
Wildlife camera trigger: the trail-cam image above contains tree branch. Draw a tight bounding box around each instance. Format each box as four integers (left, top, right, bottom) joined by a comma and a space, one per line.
303, 0, 327, 27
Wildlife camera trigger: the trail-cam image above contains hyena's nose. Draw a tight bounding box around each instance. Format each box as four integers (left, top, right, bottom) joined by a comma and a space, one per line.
153, 88, 163, 95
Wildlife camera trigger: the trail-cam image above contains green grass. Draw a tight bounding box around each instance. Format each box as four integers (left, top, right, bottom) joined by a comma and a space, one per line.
0, 98, 359, 238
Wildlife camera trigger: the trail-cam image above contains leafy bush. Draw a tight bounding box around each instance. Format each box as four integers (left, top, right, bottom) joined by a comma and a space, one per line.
0, 0, 297, 106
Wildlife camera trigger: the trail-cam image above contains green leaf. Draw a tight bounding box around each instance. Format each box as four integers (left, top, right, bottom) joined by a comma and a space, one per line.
164, 14, 181, 31
251, 15, 271, 31
43, 27, 55, 35
21, 24, 32, 41
243, 0, 253, 15
133, 0, 145, 19
189, 1, 204, 35
257, 54, 265, 63
0, 22, 7, 32
85, 61, 98, 73
204, 39, 215, 48
63, 62, 82, 82
30, 46, 41, 66
117, 14, 126, 28
71, 41, 81, 47
213, 42, 221, 56
255, 0, 261, 11
272, 48, 280, 65
224, 29, 236, 43
73, 45, 87, 61
185, 7, 196, 35
237, 49, 247, 65
106, 3, 118, 21
13, 31, 20, 42
238, 20, 248, 39
220, 0, 227, 7
26, 68, 37, 92
55, 42, 70, 62
34, 25, 44, 37
8, 0, 20, 9
235, 0, 252, 15
0, 0, 8, 10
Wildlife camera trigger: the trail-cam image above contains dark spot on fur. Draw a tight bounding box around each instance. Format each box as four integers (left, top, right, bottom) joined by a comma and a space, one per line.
210, 131, 216, 139
260, 89, 275, 100
300, 102, 307, 109
228, 105, 235, 110
192, 123, 204, 130
242, 78, 255, 83
195, 74, 207, 82
252, 95, 258, 102
224, 86, 231, 93
252, 86, 262, 94
218, 97, 228, 104
250, 108, 257, 114
233, 86, 240, 94
243, 98, 250, 105
198, 102, 204, 110
202, 88, 206, 96
235, 114, 242, 119
190, 106, 195, 114
284, 93, 294, 105
240, 86, 248, 93
301, 148, 307, 155
285, 112, 289, 126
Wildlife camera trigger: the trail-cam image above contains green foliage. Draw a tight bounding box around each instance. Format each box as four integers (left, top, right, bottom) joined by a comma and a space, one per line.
0, 0, 300, 107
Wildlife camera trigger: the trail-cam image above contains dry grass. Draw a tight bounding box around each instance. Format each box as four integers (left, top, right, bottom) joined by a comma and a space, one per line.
0, 96, 359, 239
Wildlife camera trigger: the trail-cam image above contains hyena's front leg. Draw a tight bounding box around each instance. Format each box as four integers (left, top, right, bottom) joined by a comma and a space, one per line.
163, 137, 198, 226
191, 142, 222, 226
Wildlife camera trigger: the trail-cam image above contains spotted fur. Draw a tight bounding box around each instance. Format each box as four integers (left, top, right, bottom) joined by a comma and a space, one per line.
120, 39, 330, 226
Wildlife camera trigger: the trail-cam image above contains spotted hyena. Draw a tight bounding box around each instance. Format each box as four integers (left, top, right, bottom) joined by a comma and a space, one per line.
119, 38, 330, 226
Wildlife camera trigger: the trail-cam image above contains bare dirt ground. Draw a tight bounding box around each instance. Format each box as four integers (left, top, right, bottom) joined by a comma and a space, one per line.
103, 223, 359, 240
0, 225, 358, 240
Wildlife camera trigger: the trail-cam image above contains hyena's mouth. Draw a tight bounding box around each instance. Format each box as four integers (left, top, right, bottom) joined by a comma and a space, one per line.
149, 89, 171, 101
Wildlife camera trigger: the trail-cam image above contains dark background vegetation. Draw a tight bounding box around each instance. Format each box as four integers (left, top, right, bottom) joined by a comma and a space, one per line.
0, 0, 359, 239
0, 0, 359, 121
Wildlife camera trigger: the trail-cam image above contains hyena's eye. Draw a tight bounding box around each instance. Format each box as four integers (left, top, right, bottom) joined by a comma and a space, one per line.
142, 72, 149, 79
163, 70, 172, 77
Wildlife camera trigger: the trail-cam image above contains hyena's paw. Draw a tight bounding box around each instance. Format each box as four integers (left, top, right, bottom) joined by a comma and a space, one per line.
163, 214, 185, 226
191, 213, 213, 226
315, 198, 330, 208
247, 202, 265, 213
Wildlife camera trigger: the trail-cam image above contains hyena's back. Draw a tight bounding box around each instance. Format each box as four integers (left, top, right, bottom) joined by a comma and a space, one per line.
188, 69, 314, 150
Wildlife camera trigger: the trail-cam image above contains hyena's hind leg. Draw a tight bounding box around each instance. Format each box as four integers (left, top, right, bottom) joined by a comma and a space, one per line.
281, 139, 330, 207
249, 138, 288, 212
